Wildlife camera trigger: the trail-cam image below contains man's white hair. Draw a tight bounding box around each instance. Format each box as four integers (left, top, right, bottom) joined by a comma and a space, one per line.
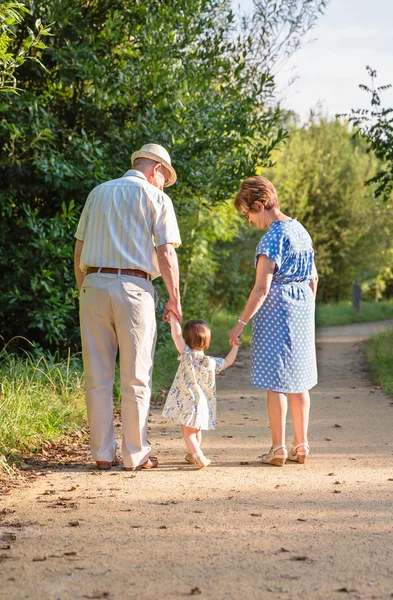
132, 157, 159, 169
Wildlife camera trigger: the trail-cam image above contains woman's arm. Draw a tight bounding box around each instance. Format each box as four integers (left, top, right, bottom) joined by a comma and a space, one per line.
310, 264, 318, 299
168, 311, 186, 354
228, 254, 275, 345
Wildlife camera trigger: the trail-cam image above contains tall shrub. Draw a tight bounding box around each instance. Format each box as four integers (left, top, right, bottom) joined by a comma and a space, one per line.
0, 0, 327, 351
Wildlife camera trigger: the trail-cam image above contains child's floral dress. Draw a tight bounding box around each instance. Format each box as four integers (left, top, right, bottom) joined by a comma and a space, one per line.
162, 345, 226, 430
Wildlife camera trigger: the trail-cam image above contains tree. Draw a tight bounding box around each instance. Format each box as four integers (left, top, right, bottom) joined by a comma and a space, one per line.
0, 0, 328, 351
0, 1, 50, 93
341, 66, 393, 202
212, 118, 392, 305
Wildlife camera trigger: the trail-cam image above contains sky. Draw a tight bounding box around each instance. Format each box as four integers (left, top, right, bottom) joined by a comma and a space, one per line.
233, 0, 393, 121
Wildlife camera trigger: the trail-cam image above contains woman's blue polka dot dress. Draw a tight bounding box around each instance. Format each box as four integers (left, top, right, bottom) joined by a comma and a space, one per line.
251, 219, 318, 394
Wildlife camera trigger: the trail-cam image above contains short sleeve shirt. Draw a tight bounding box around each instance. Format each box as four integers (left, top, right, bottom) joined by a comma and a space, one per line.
75, 170, 181, 278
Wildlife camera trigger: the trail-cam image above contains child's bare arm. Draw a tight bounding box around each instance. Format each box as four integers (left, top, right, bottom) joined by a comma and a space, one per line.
169, 311, 186, 354
222, 342, 239, 370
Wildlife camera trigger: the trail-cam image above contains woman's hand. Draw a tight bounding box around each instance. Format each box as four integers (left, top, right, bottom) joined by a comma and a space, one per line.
228, 321, 244, 346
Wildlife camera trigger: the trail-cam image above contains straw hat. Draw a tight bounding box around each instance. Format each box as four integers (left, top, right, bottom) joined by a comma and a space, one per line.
131, 143, 177, 187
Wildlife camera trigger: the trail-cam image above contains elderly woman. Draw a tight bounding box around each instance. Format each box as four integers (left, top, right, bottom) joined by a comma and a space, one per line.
229, 176, 318, 466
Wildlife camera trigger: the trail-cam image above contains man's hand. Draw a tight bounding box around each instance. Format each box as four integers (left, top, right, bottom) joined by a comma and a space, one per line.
163, 298, 182, 323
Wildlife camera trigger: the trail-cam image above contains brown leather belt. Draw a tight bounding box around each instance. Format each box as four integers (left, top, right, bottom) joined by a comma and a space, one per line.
86, 267, 151, 280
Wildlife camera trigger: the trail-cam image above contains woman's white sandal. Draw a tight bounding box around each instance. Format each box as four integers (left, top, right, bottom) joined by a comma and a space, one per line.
287, 443, 310, 464
261, 444, 287, 467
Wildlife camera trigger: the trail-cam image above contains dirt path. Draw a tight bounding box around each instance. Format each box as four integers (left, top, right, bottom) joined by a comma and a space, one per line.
1, 321, 393, 600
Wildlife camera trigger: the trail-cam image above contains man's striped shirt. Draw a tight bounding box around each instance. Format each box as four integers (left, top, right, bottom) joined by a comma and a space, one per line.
75, 170, 181, 279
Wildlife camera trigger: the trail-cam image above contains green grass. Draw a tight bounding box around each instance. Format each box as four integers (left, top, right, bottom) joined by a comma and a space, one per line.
365, 330, 393, 396
316, 300, 393, 327
209, 309, 252, 354
0, 351, 86, 462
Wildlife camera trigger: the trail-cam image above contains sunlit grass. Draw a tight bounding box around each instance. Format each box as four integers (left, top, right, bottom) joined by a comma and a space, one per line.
316, 300, 393, 327
0, 350, 86, 461
209, 309, 252, 354
365, 330, 393, 396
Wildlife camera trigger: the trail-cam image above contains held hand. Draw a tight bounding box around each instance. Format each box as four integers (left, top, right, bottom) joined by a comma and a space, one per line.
163, 298, 183, 323
165, 310, 178, 324
228, 322, 244, 347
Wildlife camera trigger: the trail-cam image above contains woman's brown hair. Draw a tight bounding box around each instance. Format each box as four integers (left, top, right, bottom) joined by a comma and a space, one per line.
234, 176, 279, 214
183, 319, 211, 351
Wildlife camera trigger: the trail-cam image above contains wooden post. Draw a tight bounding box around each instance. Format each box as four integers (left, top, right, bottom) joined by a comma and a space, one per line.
352, 283, 361, 313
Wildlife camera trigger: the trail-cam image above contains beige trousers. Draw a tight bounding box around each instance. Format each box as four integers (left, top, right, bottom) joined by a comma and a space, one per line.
79, 273, 157, 469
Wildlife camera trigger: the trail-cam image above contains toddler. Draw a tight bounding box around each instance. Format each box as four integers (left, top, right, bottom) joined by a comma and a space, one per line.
162, 312, 239, 469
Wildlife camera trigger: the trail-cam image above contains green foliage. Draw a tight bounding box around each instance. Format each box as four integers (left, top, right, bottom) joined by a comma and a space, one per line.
0, 203, 80, 351
266, 118, 389, 302
343, 67, 393, 202
0, 0, 326, 352
365, 330, 393, 396
0, 1, 51, 93
211, 118, 393, 306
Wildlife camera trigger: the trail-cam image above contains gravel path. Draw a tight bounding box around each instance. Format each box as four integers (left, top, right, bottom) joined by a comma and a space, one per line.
1, 321, 393, 600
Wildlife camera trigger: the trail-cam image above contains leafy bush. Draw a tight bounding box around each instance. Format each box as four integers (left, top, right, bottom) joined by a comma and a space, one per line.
0, 0, 326, 352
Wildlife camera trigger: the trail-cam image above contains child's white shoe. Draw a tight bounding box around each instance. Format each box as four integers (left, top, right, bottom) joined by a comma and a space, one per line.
192, 451, 211, 469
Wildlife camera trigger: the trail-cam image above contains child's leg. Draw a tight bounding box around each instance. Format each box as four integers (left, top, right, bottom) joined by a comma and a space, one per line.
182, 425, 211, 469
197, 430, 202, 447
182, 425, 201, 455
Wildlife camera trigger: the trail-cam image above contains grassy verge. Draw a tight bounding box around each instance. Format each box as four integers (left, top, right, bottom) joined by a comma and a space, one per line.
0, 351, 86, 464
316, 301, 393, 327
365, 330, 393, 396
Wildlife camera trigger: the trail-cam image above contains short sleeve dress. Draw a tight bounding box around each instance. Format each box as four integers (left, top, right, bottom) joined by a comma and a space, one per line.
251, 219, 318, 394
162, 345, 226, 430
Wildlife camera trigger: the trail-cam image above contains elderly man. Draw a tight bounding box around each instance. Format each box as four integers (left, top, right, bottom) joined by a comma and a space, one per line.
74, 143, 182, 471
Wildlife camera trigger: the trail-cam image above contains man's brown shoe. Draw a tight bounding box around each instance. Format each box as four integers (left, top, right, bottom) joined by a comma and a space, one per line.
96, 456, 122, 470
124, 456, 158, 471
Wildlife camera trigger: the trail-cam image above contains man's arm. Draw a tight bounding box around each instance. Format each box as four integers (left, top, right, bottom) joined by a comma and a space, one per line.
74, 239, 85, 292
157, 243, 182, 322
